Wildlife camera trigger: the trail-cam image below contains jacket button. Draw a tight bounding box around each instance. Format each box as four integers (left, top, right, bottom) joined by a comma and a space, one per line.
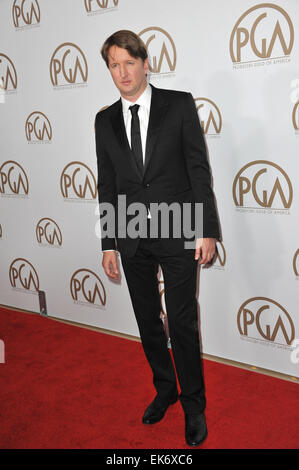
145, 183, 150, 188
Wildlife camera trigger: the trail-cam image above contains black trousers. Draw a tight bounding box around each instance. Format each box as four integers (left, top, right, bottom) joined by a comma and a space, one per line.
120, 226, 206, 414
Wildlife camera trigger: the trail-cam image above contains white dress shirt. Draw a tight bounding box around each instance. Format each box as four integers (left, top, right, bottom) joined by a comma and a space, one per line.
121, 82, 152, 162
103, 83, 152, 252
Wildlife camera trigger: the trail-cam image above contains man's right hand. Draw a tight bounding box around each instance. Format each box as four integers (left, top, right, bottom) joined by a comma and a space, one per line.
102, 251, 119, 280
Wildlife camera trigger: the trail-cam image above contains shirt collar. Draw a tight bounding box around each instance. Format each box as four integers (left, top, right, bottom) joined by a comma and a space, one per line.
121, 82, 152, 114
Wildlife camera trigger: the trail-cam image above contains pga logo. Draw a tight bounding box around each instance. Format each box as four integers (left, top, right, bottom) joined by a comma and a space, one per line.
290, 339, 299, 364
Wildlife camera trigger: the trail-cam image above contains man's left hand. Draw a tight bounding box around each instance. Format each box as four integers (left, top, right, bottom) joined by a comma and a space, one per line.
195, 238, 216, 264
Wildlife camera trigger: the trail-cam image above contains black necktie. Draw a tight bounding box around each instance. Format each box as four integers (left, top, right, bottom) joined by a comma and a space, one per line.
129, 104, 143, 176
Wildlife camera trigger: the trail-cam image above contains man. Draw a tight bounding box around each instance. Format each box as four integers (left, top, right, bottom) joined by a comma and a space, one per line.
95, 30, 220, 447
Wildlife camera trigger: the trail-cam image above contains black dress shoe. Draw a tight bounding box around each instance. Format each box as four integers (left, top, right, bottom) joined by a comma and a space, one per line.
142, 395, 178, 424
185, 413, 208, 446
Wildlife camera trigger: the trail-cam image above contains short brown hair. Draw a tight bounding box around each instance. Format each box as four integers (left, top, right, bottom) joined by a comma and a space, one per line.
101, 30, 148, 68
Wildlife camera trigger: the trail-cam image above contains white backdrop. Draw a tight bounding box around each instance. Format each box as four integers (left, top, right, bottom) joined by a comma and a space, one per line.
1, 0, 298, 378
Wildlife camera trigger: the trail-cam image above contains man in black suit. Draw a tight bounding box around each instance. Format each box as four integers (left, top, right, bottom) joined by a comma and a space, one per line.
95, 30, 220, 446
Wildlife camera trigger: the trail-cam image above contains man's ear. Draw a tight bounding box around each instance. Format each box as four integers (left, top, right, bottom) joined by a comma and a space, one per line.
144, 57, 149, 75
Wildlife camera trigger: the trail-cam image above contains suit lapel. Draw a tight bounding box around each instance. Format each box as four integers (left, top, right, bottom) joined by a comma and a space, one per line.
110, 85, 169, 180
144, 85, 169, 177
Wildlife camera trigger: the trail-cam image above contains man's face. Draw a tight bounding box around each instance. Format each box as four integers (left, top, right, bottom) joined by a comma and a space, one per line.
107, 45, 149, 102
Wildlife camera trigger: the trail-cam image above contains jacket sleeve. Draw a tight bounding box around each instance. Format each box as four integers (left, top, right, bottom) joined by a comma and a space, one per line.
94, 112, 117, 251
182, 93, 221, 240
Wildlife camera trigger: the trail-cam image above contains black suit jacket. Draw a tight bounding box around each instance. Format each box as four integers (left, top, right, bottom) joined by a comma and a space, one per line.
95, 84, 220, 257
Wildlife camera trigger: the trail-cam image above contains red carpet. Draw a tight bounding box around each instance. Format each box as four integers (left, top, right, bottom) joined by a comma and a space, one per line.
0, 306, 298, 449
